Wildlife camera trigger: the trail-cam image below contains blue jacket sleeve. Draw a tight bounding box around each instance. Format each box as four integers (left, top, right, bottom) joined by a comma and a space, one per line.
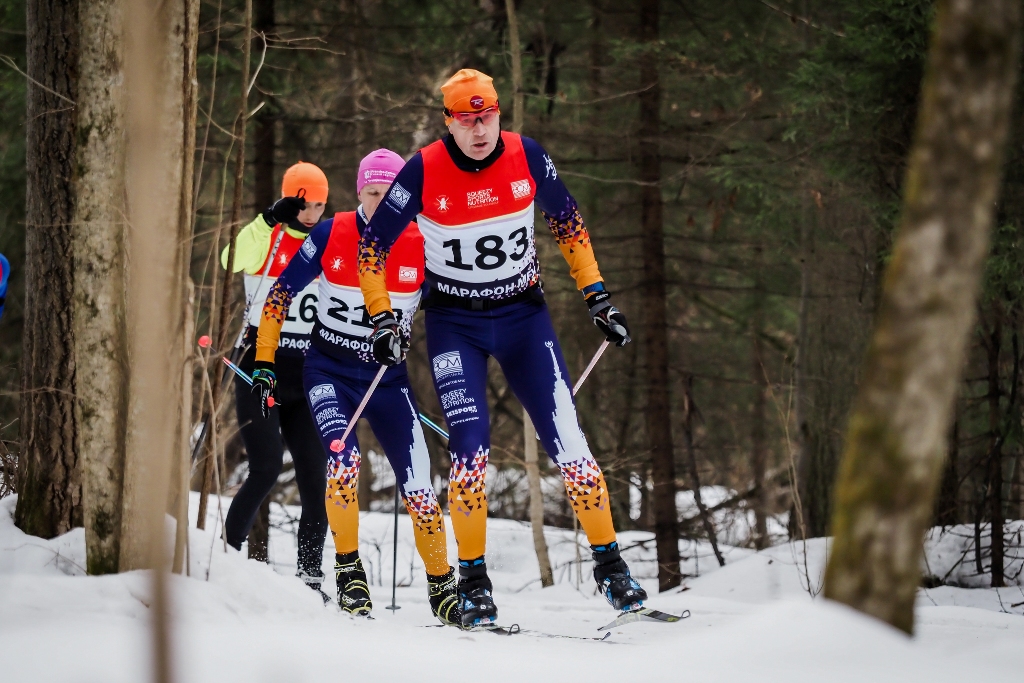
522, 136, 578, 220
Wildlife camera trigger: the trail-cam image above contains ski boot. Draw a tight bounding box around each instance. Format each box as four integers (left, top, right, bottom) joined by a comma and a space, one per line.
297, 569, 332, 605
335, 551, 372, 616
593, 542, 648, 612
457, 557, 498, 628
427, 567, 462, 626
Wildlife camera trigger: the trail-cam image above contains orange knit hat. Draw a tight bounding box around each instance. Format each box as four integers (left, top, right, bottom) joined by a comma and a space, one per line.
281, 162, 329, 203
441, 69, 499, 124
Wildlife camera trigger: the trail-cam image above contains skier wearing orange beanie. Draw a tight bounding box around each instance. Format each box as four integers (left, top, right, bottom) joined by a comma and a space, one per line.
357, 69, 642, 627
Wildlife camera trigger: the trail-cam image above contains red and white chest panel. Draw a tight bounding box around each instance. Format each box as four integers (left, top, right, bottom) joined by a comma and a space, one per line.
313, 212, 423, 360
242, 225, 318, 335
418, 133, 539, 298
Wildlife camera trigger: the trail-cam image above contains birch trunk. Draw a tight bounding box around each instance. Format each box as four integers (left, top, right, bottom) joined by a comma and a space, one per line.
824, 0, 1021, 634
75, 0, 130, 576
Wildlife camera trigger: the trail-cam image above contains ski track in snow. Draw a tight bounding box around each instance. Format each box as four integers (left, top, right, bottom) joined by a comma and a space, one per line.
1, 493, 1021, 683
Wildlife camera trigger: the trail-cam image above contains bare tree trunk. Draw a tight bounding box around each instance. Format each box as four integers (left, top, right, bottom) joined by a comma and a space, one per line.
792, 185, 814, 540
985, 310, 1004, 586
173, 282, 195, 574
198, 0, 252, 527
751, 248, 769, 550
682, 375, 724, 567
505, 0, 552, 587
523, 411, 554, 586
119, 0, 197, 573
935, 410, 959, 526
639, 0, 680, 591
16, 0, 83, 539
75, 0, 130, 576
823, 0, 1021, 634
252, 0, 274, 210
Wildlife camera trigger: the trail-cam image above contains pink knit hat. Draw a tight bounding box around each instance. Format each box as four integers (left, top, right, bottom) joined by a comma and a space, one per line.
357, 149, 405, 195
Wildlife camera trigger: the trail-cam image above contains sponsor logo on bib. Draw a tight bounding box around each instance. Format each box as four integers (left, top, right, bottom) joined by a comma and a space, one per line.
511, 179, 531, 200
435, 195, 450, 212
467, 188, 499, 208
432, 351, 463, 379
398, 266, 418, 283
329, 256, 344, 271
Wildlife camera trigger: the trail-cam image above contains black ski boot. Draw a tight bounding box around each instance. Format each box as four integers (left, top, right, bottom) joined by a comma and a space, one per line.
593, 542, 648, 611
427, 567, 462, 626
457, 557, 498, 628
296, 569, 331, 605
335, 551, 372, 616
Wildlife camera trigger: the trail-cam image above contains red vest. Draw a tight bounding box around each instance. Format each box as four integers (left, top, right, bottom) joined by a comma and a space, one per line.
312, 211, 424, 361
417, 132, 539, 299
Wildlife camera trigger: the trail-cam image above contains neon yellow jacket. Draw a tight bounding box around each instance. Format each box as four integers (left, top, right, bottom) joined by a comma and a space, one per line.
220, 215, 311, 274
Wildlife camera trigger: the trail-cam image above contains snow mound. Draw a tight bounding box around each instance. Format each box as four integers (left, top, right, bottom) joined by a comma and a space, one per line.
1, 494, 1023, 682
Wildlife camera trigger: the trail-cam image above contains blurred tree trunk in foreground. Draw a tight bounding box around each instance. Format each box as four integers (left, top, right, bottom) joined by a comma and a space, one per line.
15, 0, 82, 539
118, 0, 198, 573
824, 0, 1021, 634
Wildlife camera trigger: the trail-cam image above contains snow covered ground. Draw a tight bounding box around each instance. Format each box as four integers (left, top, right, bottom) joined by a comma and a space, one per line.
1, 492, 1022, 683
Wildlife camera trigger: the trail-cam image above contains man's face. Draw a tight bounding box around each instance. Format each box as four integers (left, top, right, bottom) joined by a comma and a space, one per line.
358, 183, 391, 220
448, 113, 501, 160
296, 201, 326, 228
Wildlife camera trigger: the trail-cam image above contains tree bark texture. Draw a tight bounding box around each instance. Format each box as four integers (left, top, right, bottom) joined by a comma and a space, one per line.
74, 0, 130, 576
751, 249, 769, 550
118, 0, 197, 574
823, 0, 1021, 634
252, 0, 274, 210
523, 411, 554, 587
199, 0, 252, 526
16, 0, 83, 539
985, 311, 1004, 586
638, 0, 680, 591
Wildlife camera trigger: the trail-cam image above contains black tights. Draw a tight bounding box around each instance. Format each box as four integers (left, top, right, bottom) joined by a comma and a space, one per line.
224, 349, 328, 577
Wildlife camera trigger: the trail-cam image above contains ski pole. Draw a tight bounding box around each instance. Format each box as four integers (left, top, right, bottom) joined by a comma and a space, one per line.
418, 413, 450, 441
386, 483, 401, 612
573, 339, 610, 396
197, 336, 275, 402
333, 364, 388, 451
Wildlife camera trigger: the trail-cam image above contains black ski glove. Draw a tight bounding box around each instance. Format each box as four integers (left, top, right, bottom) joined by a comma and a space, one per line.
262, 195, 307, 229
587, 291, 631, 347
251, 361, 277, 419
368, 311, 408, 366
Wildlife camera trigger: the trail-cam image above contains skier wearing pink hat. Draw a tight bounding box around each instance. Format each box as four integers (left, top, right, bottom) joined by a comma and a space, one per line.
250, 149, 459, 625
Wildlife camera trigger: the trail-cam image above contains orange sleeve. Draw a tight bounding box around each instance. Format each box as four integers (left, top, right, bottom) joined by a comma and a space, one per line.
358, 236, 393, 316
544, 208, 603, 291
254, 282, 292, 363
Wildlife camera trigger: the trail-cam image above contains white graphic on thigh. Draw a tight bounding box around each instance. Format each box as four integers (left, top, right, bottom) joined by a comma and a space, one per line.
545, 341, 596, 466
401, 388, 432, 495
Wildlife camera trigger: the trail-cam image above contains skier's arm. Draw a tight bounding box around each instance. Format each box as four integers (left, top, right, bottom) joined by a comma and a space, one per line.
523, 137, 605, 297
358, 154, 425, 316
254, 220, 330, 363
220, 214, 278, 274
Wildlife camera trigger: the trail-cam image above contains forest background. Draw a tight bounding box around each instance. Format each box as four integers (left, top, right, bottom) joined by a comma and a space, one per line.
1, 0, 1021, 590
